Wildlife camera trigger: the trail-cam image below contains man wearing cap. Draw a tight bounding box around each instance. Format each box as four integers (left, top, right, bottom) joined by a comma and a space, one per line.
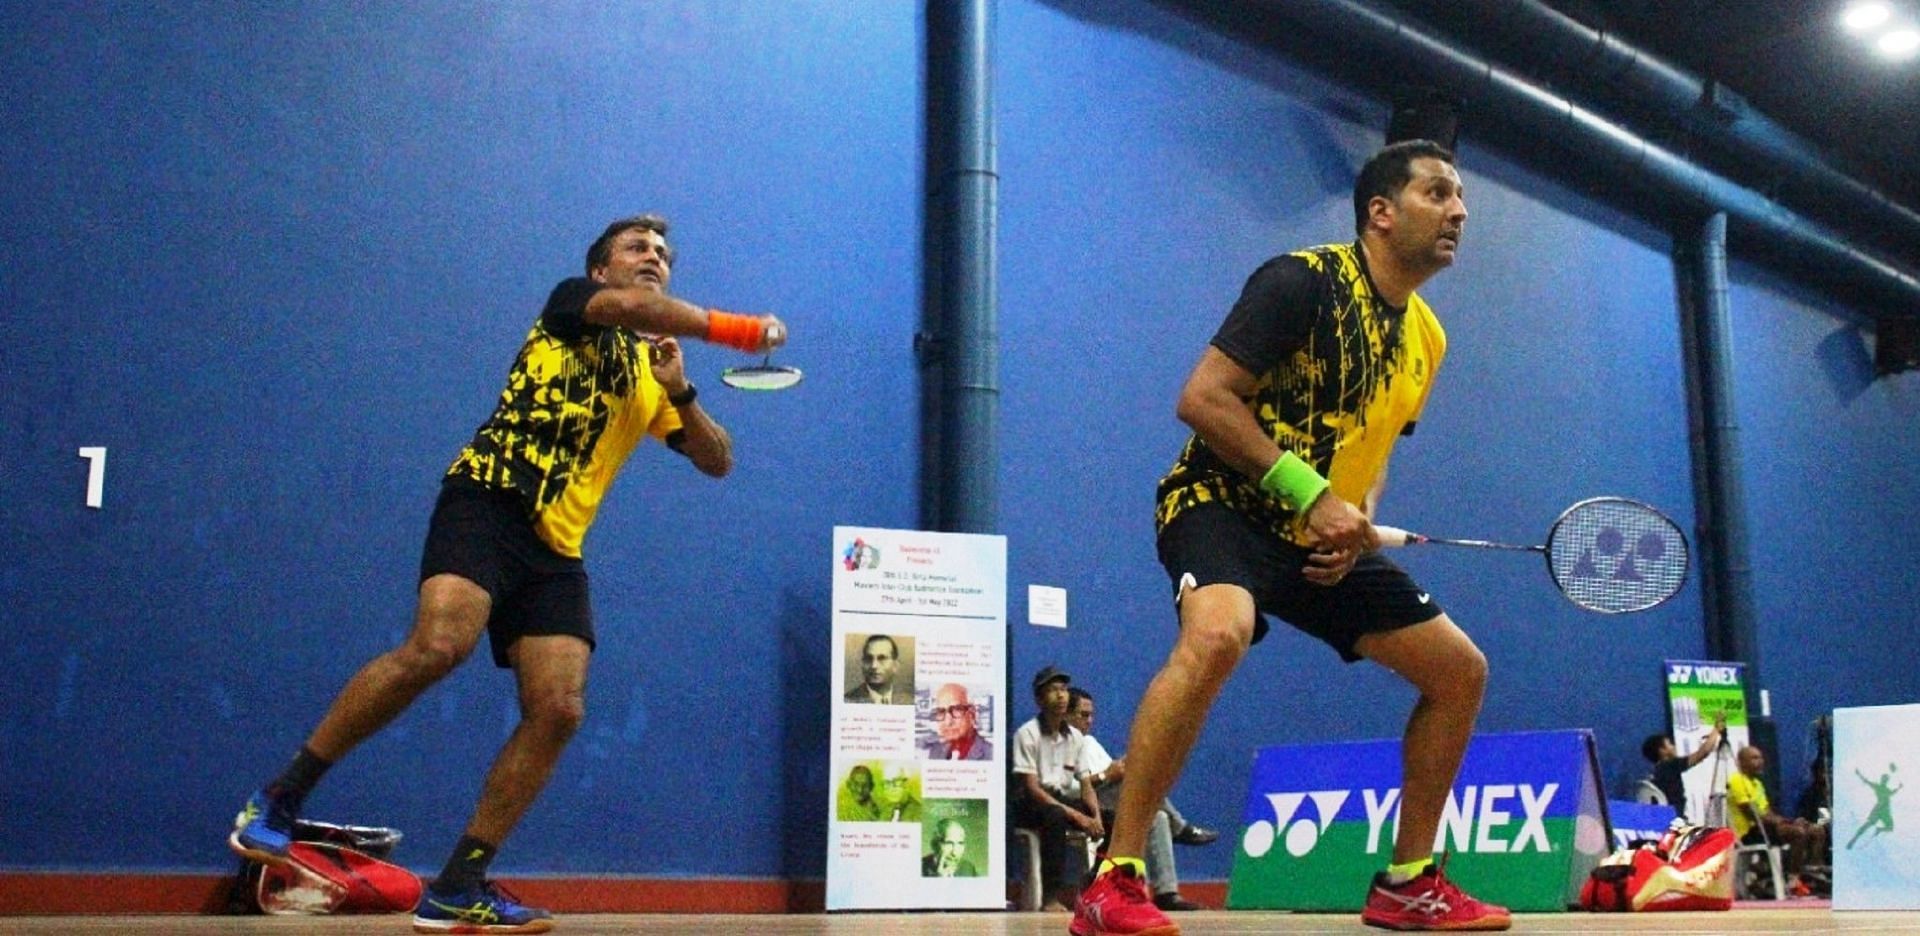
1012, 665, 1102, 911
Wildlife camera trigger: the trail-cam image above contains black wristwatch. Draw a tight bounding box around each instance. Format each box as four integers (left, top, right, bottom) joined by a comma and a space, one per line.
668, 384, 698, 407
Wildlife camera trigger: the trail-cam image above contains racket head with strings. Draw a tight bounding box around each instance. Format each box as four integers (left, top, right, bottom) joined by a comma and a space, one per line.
1544, 496, 1689, 613
720, 357, 803, 391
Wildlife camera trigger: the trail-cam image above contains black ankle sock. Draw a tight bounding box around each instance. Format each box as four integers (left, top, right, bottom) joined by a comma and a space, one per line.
263, 746, 332, 810
436, 836, 498, 892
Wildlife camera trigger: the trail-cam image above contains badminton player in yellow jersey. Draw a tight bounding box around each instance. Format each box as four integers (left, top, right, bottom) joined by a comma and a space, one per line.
1074, 141, 1509, 934
229, 215, 784, 934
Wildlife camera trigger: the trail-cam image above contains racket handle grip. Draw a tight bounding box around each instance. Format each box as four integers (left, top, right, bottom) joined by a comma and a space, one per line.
1373, 525, 1425, 547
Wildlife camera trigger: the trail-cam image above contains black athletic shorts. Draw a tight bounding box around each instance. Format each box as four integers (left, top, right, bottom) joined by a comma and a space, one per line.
1155, 503, 1442, 662
420, 480, 596, 668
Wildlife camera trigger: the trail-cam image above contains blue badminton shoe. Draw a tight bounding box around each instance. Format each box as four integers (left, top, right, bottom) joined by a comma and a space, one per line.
227, 789, 296, 865
412, 880, 554, 934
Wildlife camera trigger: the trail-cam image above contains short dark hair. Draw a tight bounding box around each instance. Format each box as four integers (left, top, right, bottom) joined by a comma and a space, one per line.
933, 817, 965, 843
862, 634, 899, 658
586, 214, 673, 274
1352, 139, 1455, 237
1641, 733, 1670, 764
1068, 687, 1093, 708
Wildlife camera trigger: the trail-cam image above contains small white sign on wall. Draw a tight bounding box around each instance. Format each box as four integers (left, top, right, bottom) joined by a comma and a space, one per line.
1027, 584, 1067, 628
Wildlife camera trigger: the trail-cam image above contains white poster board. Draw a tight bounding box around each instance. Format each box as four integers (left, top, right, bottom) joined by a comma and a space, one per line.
1833, 703, 1919, 910
825, 526, 1007, 911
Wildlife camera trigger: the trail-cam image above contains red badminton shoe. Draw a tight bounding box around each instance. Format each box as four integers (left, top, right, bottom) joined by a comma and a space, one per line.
1070, 862, 1179, 936
1361, 857, 1511, 931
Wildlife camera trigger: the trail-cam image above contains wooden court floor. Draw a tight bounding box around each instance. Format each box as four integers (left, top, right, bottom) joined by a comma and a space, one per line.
4, 909, 1915, 934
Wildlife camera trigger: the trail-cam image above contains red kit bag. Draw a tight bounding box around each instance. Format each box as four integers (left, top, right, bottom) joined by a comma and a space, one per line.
256, 840, 423, 915
1581, 822, 1734, 912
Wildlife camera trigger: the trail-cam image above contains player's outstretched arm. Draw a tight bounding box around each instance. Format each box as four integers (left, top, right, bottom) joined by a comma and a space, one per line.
587, 288, 787, 354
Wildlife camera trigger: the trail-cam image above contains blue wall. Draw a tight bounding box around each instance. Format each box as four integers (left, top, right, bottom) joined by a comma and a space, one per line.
2, 0, 1915, 884
1728, 271, 1920, 797
1, 1, 921, 876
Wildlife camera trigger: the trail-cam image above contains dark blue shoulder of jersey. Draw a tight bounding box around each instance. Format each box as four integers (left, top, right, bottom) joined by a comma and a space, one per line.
539, 277, 606, 342
1210, 254, 1323, 375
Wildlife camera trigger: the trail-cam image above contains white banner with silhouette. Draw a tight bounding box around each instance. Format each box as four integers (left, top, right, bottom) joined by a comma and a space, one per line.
1833, 703, 1919, 910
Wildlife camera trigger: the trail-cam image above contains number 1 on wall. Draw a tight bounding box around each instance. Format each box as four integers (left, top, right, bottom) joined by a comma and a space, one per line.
78, 446, 106, 509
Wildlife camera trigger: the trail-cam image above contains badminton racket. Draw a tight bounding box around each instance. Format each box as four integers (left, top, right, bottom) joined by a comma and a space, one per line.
719, 320, 801, 390
721, 353, 803, 391
1374, 496, 1688, 614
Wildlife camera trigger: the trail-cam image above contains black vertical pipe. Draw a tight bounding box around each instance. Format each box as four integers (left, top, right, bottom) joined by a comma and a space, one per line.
923, 0, 999, 534
1677, 212, 1763, 686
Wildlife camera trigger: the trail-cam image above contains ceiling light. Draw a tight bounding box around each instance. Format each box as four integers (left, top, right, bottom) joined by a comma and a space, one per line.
1843, 1, 1894, 32
1877, 27, 1920, 57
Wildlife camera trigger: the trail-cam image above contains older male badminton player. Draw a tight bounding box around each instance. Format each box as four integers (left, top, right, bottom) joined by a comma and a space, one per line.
229, 214, 783, 934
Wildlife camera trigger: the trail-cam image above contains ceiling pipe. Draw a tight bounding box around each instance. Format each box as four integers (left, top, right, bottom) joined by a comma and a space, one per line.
1411, 0, 1920, 265
1200, 0, 1920, 315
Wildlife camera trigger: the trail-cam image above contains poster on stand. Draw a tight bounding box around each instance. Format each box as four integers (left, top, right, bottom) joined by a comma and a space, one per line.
825, 526, 1007, 911
1663, 659, 1750, 825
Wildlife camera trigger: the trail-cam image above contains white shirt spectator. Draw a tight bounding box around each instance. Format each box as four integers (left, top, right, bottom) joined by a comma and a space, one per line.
1012, 717, 1090, 798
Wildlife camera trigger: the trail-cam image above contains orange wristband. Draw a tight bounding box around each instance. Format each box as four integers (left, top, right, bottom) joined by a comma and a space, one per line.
706, 310, 763, 352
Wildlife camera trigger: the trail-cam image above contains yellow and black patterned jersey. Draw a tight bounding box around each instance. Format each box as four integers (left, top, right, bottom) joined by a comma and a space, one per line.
1155, 242, 1445, 546
445, 278, 684, 558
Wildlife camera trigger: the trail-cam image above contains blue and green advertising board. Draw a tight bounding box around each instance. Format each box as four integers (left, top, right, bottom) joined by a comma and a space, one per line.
1227, 730, 1609, 912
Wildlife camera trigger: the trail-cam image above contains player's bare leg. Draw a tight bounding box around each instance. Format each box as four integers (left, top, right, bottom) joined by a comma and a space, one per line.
1356, 614, 1508, 931
1076, 583, 1254, 936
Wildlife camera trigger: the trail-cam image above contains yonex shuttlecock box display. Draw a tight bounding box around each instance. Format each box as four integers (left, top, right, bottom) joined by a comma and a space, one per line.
1227, 730, 1610, 912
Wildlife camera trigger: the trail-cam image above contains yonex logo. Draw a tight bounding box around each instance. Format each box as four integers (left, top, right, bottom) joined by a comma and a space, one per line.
1666, 664, 1739, 686
1242, 790, 1351, 858
1243, 784, 1559, 858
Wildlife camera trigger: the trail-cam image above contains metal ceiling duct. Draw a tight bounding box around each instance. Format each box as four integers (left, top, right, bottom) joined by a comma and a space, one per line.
1188, 0, 1920, 316
1407, 0, 1920, 266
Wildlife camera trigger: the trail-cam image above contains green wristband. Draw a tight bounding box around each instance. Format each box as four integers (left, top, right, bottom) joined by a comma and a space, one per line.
1259, 452, 1331, 515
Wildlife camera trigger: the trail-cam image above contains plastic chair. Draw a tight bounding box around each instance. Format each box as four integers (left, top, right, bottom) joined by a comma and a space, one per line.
1734, 821, 1789, 901
1634, 778, 1669, 805
1011, 827, 1099, 911
1013, 828, 1044, 911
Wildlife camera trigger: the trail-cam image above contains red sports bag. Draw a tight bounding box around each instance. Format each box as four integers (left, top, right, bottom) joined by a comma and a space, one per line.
256, 840, 423, 915
1581, 822, 1735, 912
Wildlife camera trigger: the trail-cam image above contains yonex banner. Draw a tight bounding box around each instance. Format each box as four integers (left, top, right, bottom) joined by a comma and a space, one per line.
1227, 730, 1609, 912
1833, 703, 1919, 910
1662, 659, 1750, 824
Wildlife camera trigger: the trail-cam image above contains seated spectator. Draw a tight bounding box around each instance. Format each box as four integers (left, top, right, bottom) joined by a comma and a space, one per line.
1012, 666, 1101, 912
1067, 687, 1212, 911
1729, 745, 1829, 885
1639, 712, 1724, 820
1794, 755, 1830, 825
